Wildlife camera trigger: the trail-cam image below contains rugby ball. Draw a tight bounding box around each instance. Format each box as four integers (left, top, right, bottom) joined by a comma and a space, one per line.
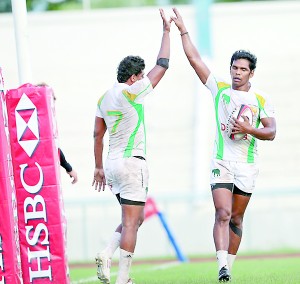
226, 104, 253, 141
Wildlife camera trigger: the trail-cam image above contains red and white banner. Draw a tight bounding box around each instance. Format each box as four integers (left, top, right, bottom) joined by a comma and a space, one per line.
6, 84, 69, 283
144, 197, 159, 219
0, 68, 23, 283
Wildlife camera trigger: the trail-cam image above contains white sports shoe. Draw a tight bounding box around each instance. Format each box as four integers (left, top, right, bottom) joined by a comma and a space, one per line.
95, 253, 111, 284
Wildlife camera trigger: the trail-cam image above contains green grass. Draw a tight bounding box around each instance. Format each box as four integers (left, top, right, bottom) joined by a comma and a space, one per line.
70, 254, 300, 283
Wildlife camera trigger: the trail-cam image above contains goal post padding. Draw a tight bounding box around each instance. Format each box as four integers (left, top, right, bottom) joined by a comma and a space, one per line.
0, 68, 23, 283
6, 84, 69, 283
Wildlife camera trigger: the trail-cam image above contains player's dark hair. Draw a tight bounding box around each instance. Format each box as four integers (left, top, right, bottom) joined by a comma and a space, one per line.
230, 50, 257, 71
117, 56, 145, 83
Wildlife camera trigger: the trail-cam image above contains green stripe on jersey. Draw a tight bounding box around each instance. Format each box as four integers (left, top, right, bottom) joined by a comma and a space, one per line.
123, 98, 145, 158
215, 86, 230, 159
97, 93, 106, 107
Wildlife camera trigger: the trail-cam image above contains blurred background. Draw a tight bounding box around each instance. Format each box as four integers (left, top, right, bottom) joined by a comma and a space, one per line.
0, 0, 299, 262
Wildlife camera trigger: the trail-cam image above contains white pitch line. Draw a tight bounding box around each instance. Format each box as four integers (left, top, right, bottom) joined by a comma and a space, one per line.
146, 261, 181, 271
71, 261, 181, 284
71, 275, 98, 284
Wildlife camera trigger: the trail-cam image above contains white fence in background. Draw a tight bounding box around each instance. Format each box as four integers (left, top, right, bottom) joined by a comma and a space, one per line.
64, 188, 300, 262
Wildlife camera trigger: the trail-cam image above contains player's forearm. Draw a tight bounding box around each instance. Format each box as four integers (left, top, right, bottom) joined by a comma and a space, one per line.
93, 117, 106, 169
94, 137, 104, 169
157, 30, 170, 60
148, 30, 170, 88
180, 32, 210, 84
179, 30, 199, 63
59, 148, 73, 172
249, 126, 276, 141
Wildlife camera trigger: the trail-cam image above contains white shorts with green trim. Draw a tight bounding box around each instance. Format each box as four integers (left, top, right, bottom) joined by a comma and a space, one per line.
210, 159, 259, 194
104, 157, 149, 202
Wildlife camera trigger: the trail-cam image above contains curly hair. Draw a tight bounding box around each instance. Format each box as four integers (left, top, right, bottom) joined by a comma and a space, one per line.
230, 50, 257, 71
117, 56, 145, 83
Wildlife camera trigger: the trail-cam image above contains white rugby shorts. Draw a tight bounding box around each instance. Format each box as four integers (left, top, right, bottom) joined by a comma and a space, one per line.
210, 159, 259, 194
104, 157, 149, 202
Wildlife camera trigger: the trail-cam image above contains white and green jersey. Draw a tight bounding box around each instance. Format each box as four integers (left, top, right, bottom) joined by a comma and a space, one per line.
96, 76, 153, 159
205, 73, 275, 163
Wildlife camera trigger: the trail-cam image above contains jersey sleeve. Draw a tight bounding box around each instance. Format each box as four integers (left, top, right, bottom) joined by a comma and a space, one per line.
95, 94, 105, 118
95, 106, 102, 118
59, 148, 73, 172
205, 73, 230, 99
124, 76, 153, 103
255, 90, 275, 119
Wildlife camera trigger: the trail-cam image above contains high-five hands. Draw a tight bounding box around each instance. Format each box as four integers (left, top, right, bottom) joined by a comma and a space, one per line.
159, 8, 172, 32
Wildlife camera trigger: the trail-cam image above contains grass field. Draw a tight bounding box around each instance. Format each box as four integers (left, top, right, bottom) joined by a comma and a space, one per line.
70, 252, 300, 283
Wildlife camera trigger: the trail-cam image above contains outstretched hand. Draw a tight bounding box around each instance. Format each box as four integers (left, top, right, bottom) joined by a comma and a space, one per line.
171, 7, 186, 33
159, 8, 172, 33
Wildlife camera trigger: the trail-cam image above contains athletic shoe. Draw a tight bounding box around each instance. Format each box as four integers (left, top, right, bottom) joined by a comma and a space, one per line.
218, 266, 231, 282
95, 253, 111, 284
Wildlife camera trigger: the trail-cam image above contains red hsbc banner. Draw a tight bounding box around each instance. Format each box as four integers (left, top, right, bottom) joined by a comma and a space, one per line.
0, 68, 23, 283
6, 84, 69, 283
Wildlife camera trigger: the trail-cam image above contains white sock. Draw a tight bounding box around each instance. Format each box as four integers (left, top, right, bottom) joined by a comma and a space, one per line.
216, 250, 228, 271
116, 249, 133, 284
101, 231, 121, 258
227, 254, 236, 272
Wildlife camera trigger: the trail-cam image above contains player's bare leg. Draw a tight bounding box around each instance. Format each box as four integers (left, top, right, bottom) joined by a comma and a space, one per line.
228, 194, 251, 272
212, 188, 232, 282
116, 204, 144, 284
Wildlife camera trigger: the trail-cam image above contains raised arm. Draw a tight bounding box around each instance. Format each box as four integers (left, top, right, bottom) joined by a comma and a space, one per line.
171, 8, 211, 85
147, 9, 171, 88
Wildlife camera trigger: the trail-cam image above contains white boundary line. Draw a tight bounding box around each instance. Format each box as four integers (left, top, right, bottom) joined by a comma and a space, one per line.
71, 261, 181, 284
